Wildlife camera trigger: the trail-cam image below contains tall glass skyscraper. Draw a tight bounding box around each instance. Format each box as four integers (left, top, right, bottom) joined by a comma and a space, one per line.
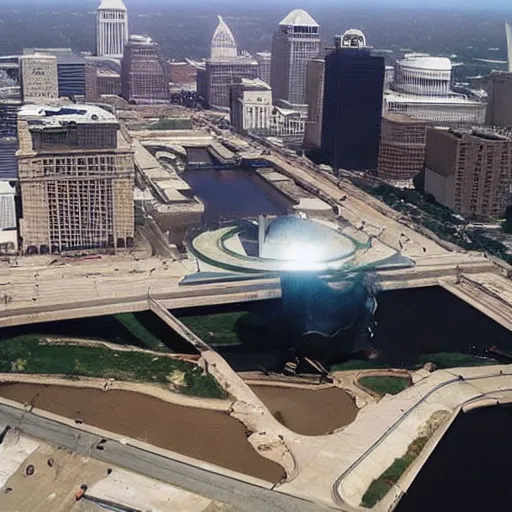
321, 32, 384, 172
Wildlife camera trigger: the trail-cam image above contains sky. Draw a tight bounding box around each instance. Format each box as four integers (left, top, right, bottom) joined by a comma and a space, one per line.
6, 0, 512, 9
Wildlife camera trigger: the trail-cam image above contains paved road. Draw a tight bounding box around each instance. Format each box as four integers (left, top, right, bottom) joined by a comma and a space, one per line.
0, 403, 336, 512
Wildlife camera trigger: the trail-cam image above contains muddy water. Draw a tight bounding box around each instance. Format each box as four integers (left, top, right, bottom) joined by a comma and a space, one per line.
250, 385, 358, 436
0, 384, 285, 483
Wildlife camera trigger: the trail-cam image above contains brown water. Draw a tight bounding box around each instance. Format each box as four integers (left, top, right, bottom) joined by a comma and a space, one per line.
0, 384, 285, 483
250, 385, 358, 436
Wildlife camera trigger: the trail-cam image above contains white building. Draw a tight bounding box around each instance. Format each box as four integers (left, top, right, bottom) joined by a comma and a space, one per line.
270, 9, 320, 112
211, 16, 238, 61
20, 54, 59, 103
383, 55, 486, 124
506, 23, 512, 73
96, 0, 129, 59
268, 106, 305, 147
230, 78, 272, 134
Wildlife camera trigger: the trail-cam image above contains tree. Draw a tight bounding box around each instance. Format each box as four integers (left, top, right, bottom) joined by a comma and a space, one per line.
503, 205, 512, 234
412, 171, 425, 192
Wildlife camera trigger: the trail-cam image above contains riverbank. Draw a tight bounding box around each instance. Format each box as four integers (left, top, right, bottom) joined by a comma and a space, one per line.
0, 381, 285, 483
0, 337, 225, 399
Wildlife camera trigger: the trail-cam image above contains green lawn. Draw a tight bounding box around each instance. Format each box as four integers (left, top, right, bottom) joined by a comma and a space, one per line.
361, 433, 429, 508
0, 336, 226, 399
115, 313, 167, 351
417, 352, 497, 369
359, 376, 411, 396
180, 312, 246, 345
331, 360, 389, 372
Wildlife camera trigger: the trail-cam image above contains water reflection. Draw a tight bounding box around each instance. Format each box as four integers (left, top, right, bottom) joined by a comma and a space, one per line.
396, 406, 512, 512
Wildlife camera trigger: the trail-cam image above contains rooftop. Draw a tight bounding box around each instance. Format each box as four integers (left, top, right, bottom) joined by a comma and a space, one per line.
19, 104, 117, 127
98, 0, 127, 11
236, 78, 271, 90
24, 48, 86, 65
384, 90, 483, 105
398, 56, 452, 71
279, 9, 319, 27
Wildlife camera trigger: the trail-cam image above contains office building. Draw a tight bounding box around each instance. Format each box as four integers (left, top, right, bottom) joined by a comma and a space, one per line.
17, 104, 134, 254
256, 52, 272, 85
169, 62, 198, 87
304, 57, 325, 149
507, 23, 512, 73
0, 100, 21, 180
378, 114, 429, 186
230, 78, 272, 134
0, 56, 21, 101
425, 127, 512, 219
20, 54, 59, 103
271, 9, 320, 111
268, 106, 305, 146
211, 16, 238, 60
378, 55, 487, 185
23, 48, 97, 100
97, 68, 122, 96
0, 181, 17, 254
482, 72, 512, 127
383, 56, 486, 124
321, 31, 385, 171
203, 57, 258, 109
121, 35, 169, 105
96, 0, 128, 59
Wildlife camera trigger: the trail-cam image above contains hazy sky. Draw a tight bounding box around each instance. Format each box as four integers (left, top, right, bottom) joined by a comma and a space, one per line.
7, 0, 512, 9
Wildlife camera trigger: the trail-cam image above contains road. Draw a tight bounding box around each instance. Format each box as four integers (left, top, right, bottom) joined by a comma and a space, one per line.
0, 403, 335, 512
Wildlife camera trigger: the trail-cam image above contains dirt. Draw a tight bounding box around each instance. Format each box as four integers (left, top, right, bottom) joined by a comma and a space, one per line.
250, 385, 358, 436
0, 384, 285, 483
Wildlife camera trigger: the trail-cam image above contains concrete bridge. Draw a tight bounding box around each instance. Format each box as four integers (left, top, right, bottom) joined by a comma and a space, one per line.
0, 257, 510, 331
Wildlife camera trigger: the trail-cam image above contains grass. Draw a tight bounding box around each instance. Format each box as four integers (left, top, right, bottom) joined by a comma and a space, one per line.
359, 376, 410, 396
361, 434, 429, 508
180, 312, 246, 345
361, 411, 449, 508
417, 352, 498, 369
0, 336, 226, 399
115, 313, 167, 351
331, 360, 389, 372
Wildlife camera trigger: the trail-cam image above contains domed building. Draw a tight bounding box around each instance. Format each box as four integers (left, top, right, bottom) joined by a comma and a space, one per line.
189, 215, 413, 275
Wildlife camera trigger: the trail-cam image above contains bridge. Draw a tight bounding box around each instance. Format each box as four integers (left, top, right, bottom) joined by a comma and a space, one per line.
0, 252, 510, 330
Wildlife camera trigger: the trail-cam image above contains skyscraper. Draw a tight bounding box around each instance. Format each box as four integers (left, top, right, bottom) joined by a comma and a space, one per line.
425, 127, 512, 219
203, 58, 258, 109
482, 72, 512, 127
303, 57, 325, 149
20, 54, 59, 103
121, 35, 169, 105
256, 52, 272, 85
506, 23, 512, 73
97, 0, 129, 59
270, 9, 320, 111
321, 31, 385, 172
211, 16, 238, 60
17, 104, 134, 254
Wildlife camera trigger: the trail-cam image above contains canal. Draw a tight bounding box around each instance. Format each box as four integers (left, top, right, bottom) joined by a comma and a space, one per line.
396, 405, 512, 512
181, 168, 292, 224
176, 285, 512, 371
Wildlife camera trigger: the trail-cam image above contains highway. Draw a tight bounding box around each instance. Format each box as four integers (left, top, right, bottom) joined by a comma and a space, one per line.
0, 402, 335, 512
